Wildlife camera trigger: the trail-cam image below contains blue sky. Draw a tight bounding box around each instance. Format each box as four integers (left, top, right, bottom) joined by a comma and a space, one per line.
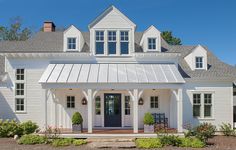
0, 0, 235, 65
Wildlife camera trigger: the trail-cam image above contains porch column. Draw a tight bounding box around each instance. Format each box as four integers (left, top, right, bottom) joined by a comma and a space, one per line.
177, 88, 183, 133
129, 89, 143, 133
87, 89, 93, 133
133, 89, 139, 133
83, 89, 98, 133
44, 89, 48, 129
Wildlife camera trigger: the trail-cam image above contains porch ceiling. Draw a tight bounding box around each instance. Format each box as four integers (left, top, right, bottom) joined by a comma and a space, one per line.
39, 63, 185, 84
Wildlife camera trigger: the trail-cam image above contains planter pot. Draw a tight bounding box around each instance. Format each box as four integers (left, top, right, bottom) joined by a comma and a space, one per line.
144, 124, 154, 133
72, 124, 83, 133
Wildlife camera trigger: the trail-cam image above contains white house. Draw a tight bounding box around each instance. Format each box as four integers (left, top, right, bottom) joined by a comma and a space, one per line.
0, 6, 236, 134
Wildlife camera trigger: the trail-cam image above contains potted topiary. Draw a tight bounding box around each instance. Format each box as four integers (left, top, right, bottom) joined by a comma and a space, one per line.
143, 112, 155, 133
72, 112, 83, 133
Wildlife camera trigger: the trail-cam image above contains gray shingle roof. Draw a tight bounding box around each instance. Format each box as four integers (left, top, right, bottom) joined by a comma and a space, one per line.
0, 31, 236, 81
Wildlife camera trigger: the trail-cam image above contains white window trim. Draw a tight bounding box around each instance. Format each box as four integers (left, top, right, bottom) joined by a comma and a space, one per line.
150, 95, 160, 109
94, 29, 131, 56
95, 30, 105, 56
195, 56, 204, 70
120, 30, 130, 55
67, 37, 78, 51
14, 68, 26, 113
191, 91, 215, 119
95, 96, 101, 115
66, 95, 75, 109
147, 37, 157, 51
124, 95, 131, 115
107, 30, 118, 55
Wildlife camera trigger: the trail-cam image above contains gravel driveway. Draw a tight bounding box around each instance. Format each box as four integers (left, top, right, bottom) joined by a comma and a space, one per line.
0, 136, 236, 150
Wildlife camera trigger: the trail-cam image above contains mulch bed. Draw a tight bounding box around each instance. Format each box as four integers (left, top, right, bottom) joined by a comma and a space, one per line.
0, 136, 236, 150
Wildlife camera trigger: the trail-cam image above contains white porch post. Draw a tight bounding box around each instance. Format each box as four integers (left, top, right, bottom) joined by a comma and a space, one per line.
133, 89, 138, 133
83, 89, 94, 133
44, 89, 48, 129
87, 89, 93, 133
129, 89, 143, 133
177, 88, 183, 133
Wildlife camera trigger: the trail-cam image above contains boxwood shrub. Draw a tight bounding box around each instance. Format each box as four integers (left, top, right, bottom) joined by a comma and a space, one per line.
0, 120, 38, 137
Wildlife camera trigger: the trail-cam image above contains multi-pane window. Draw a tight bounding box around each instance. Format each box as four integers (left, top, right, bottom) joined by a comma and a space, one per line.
67, 96, 75, 108
95, 96, 101, 115
204, 94, 212, 117
16, 69, 24, 80
108, 31, 116, 54
150, 96, 158, 108
193, 94, 201, 117
195, 57, 203, 69
15, 83, 24, 96
125, 96, 130, 115
15, 98, 24, 112
148, 38, 156, 50
120, 31, 129, 54
95, 31, 104, 54
67, 38, 76, 50
192, 93, 213, 118
15, 69, 25, 112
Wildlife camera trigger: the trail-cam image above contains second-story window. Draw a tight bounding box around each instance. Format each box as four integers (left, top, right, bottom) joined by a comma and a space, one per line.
120, 31, 129, 54
67, 38, 76, 50
95, 31, 104, 54
195, 57, 203, 69
148, 38, 156, 50
108, 31, 116, 54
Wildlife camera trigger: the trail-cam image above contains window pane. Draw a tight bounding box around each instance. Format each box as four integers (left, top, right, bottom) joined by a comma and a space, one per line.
15, 83, 24, 96
204, 105, 211, 117
16, 98, 24, 111
95, 96, 101, 115
148, 38, 156, 50
193, 105, 200, 117
96, 42, 104, 54
125, 96, 130, 115
108, 42, 116, 54
67, 38, 76, 50
16, 69, 24, 80
121, 42, 129, 54
195, 57, 203, 68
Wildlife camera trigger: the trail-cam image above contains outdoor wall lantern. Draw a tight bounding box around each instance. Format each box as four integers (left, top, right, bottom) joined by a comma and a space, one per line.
138, 98, 144, 105
82, 97, 87, 105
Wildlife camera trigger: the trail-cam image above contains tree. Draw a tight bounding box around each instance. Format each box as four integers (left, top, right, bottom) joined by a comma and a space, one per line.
161, 31, 182, 45
0, 17, 32, 41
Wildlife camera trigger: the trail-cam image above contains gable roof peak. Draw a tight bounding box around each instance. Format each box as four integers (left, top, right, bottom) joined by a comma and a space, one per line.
64, 25, 81, 33
145, 25, 161, 34
88, 5, 136, 29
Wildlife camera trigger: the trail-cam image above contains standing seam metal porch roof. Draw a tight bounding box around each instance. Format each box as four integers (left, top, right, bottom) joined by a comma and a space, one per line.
39, 63, 185, 84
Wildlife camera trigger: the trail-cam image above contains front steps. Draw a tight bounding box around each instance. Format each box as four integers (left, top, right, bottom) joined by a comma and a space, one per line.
87, 138, 136, 148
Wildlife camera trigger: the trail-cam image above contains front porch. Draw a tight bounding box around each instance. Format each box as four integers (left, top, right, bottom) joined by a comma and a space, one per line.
39, 63, 185, 134
44, 88, 184, 134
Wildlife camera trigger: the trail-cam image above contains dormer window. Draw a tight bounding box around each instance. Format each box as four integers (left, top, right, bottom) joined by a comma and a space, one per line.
108, 31, 117, 54
195, 57, 203, 69
148, 38, 156, 50
120, 31, 129, 54
67, 38, 76, 50
95, 31, 104, 54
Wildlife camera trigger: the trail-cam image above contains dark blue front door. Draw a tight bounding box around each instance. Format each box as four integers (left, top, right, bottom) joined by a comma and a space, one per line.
104, 94, 121, 127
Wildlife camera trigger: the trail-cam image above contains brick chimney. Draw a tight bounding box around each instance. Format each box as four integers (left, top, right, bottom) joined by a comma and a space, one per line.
43, 21, 56, 32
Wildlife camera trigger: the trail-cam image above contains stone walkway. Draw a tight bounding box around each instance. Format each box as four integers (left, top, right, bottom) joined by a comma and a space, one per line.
87, 138, 136, 148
